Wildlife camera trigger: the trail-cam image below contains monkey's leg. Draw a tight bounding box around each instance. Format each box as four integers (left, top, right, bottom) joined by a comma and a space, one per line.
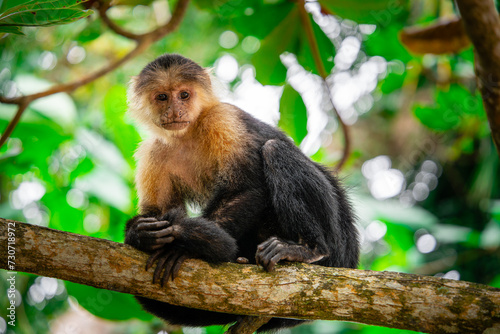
255, 237, 326, 272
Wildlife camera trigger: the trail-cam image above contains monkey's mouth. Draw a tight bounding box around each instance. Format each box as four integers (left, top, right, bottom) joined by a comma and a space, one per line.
161, 121, 190, 131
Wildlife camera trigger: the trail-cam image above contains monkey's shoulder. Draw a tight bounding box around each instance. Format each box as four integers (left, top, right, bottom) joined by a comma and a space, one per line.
216, 103, 289, 144
134, 138, 170, 163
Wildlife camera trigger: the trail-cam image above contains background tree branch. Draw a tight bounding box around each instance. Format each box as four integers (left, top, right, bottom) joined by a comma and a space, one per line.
455, 0, 500, 157
1, 219, 499, 334
0, 0, 190, 149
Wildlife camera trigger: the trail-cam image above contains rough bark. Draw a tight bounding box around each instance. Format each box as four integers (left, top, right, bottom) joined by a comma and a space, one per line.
455, 0, 500, 157
1, 218, 499, 334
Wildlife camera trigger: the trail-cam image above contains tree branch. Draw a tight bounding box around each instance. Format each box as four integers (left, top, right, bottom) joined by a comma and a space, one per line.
297, 0, 351, 172
455, 0, 500, 157
0, 0, 190, 150
1, 218, 499, 334
0, 99, 30, 148
97, 1, 142, 41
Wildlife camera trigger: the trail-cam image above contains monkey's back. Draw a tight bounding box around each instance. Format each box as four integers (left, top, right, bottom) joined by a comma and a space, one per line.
203, 104, 358, 270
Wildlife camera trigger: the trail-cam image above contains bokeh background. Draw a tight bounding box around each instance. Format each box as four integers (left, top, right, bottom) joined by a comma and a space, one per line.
0, 0, 499, 333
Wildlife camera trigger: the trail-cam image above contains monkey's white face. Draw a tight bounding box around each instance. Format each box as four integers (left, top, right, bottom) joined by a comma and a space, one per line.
127, 76, 211, 141
150, 86, 197, 132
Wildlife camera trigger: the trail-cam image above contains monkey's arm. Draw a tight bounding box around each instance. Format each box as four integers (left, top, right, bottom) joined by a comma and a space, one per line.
257, 139, 336, 271
158, 207, 238, 262
127, 188, 268, 285
125, 206, 240, 285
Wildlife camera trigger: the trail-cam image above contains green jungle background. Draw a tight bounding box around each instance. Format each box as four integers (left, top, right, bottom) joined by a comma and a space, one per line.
0, 0, 499, 333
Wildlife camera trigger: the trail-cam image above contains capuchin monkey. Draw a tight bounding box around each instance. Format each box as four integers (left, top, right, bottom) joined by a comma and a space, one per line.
124, 54, 359, 332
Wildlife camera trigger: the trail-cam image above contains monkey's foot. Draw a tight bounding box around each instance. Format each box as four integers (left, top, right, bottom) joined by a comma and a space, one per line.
255, 237, 326, 272
146, 248, 188, 286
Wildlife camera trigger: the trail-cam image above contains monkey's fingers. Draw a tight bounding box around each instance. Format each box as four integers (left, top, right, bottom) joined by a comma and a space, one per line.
136, 220, 170, 231
140, 226, 175, 238
256, 237, 275, 251
257, 238, 277, 255
171, 254, 187, 280
161, 251, 187, 286
154, 236, 175, 245
146, 249, 165, 271
256, 238, 282, 270
257, 243, 292, 272
267, 254, 284, 272
153, 252, 173, 285
257, 251, 280, 272
137, 217, 158, 223
257, 237, 283, 256
255, 251, 271, 270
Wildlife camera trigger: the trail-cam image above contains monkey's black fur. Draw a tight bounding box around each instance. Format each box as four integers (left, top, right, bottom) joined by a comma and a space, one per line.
125, 54, 359, 332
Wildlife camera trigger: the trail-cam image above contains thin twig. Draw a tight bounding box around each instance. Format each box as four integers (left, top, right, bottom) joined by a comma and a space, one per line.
97, 1, 142, 41
0, 0, 190, 149
0, 99, 30, 148
297, 0, 351, 172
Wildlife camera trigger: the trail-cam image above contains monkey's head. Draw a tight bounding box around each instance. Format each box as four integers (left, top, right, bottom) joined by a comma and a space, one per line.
128, 54, 215, 138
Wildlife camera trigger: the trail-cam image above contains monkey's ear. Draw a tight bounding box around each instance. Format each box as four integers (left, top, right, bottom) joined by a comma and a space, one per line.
126, 75, 151, 126
128, 76, 139, 89
127, 76, 139, 104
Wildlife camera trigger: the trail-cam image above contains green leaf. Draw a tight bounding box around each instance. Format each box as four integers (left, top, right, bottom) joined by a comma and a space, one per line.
206, 325, 227, 334
364, 23, 412, 62
490, 275, 500, 288
0, 0, 93, 29
372, 223, 412, 270
192, 0, 232, 10
252, 8, 300, 85
413, 84, 486, 131
112, 0, 155, 5
320, 0, 409, 25
297, 15, 335, 76
414, 105, 460, 131
65, 282, 153, 321
76, 16, 103, 44
231, 1, 294, 39
437, 84, 485, 117
278, 84, 307, 144
380, 70, 406, 94
0, 25, 23, 34
103, 85, 140, 168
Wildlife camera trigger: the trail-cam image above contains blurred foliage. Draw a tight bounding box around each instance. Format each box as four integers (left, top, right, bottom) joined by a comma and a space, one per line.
0, 0, 93, 35
0, 0, 499, 333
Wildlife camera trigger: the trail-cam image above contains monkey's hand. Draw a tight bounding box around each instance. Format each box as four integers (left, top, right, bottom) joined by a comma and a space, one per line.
255, 237, 326, 272
127, 217, 179, 253
146, 248, 188, 286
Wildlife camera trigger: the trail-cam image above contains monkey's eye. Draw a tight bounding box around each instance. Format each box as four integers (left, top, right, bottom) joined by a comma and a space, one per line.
180, 91, 190, 100
156, 94, 168, 101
